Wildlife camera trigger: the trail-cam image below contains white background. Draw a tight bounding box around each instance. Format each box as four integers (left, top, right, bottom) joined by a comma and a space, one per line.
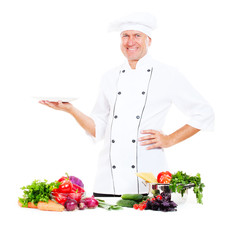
0, 0, 236, 239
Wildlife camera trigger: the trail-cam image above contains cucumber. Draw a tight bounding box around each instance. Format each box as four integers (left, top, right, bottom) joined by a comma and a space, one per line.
116, 199, 137, 208
121, 194, 144, 202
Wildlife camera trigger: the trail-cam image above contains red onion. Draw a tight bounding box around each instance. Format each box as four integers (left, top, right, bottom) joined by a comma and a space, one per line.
78, 200, 87, 210
83, 196, 99, 209
64, 199, 77, 211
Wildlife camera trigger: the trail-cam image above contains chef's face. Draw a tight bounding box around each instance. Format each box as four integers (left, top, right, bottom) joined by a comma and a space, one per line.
120, 30, 151, 63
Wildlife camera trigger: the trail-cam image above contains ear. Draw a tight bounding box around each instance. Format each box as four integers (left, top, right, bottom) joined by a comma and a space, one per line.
147, 37, 152, 47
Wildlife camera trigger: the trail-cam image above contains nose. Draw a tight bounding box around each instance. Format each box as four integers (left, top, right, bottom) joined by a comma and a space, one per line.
127, 36, 135, 46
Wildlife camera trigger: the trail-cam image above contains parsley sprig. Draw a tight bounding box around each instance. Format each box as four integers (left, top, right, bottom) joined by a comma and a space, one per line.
18, 179, 60, 207
169, 171, 205, 204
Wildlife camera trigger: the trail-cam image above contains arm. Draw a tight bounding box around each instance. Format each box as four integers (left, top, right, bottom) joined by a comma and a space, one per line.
39, 100, 95, 137
139, 124, 200, 149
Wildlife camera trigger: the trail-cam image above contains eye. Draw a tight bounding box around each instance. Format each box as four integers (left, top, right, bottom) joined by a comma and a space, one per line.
135, 34, 141, 37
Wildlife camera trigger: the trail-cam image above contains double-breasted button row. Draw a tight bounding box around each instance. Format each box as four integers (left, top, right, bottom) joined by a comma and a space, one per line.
113, 115, 140, 119
112, 139, 136, 143
112, 165, 136, 169
117, 91, 145, 95
121, 69, 150, 72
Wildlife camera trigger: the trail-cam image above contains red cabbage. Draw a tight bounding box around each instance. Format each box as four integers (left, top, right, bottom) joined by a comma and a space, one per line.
69, 176, 84, 188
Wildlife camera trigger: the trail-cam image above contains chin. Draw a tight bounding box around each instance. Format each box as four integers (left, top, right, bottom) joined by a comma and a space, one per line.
126, 54, 140, 61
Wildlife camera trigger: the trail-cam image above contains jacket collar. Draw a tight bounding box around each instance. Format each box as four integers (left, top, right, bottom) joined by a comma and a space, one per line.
121, 54, 153, 72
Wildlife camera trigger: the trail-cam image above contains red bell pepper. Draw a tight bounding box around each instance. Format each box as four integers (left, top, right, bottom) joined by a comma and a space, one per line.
51, 192, 68, 205
58, 176, 67, 182
58, 179, 73, 193
71, 184, 85, 194
68, 192, 83, 203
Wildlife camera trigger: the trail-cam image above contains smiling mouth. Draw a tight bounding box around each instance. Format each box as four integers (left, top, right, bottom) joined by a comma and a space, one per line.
127, 47, 138, 52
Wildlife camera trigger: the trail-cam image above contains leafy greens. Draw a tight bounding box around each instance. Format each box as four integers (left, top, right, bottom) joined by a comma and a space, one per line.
169, 171, 205, 204
19, 179, 60, 207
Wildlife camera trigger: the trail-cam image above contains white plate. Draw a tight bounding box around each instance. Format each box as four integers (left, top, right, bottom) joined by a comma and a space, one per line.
33, 97, 78, 102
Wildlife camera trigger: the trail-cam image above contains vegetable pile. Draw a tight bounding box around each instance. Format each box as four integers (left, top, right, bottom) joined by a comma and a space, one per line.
18, 170, 205, 213
116, 193, 177, 212
137, 170, 205, 204
18, 173, 100, 212
169, 171, 205, 204
138, 192, 177, 212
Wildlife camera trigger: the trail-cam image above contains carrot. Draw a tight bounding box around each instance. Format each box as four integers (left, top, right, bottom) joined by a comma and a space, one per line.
37, 200, 64, 212
18, 200, 38, 209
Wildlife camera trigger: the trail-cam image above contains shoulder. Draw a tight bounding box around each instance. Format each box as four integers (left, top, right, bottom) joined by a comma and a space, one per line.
98, 65, 122, 92
151, 59, 181, 75
152, 59, 188, 83
102, 65, 121, 79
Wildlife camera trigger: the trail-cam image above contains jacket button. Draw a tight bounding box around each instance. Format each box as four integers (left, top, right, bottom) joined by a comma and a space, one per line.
114, 115, 118, 119
122, 70, 125, 73
132, 139, 136, 143
136, 115, 140, 119
111, 139, 115, 143
131, 165, 135, 169
142, 91, 145, 95
147, 69, 150, 72
118, 91, 121, 95
112, 165, 116, 169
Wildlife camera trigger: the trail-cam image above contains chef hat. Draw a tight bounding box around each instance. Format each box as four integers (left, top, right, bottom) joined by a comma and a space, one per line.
108, 12, 157, 38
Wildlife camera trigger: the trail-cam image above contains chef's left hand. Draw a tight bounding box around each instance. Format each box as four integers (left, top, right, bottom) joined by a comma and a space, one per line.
139, 129, 172, 149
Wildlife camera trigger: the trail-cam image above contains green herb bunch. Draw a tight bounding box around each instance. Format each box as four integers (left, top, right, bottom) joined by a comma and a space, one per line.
169, 171, 205, 204
19, 179, 60, 207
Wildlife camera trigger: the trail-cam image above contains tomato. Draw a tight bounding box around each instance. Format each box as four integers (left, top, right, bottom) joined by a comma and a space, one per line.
51, 192, 68, 205
138, 203, 146, 210
133, 204, 139, 209
68, 192, 83, 203
58, 179, 73, 193
157, 171, 172, 184
156, 195, 162, 200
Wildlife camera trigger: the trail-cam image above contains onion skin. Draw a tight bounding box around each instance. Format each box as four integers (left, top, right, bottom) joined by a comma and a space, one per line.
83, 197, 99, 209
64, 199, 77, 211
78, 200, 87, 210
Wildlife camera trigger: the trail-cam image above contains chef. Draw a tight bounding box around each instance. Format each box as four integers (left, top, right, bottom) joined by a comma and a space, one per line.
39, 12, 214, 197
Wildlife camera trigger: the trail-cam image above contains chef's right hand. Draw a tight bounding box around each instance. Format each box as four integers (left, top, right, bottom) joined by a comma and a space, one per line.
39, 100, 74, 114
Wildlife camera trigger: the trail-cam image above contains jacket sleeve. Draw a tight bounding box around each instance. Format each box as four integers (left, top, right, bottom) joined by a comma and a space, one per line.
88, 77, 110, 142
169, 69, 215, 131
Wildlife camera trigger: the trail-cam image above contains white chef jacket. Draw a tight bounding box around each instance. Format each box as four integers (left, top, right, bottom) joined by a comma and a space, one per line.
89, 54, 214, 195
